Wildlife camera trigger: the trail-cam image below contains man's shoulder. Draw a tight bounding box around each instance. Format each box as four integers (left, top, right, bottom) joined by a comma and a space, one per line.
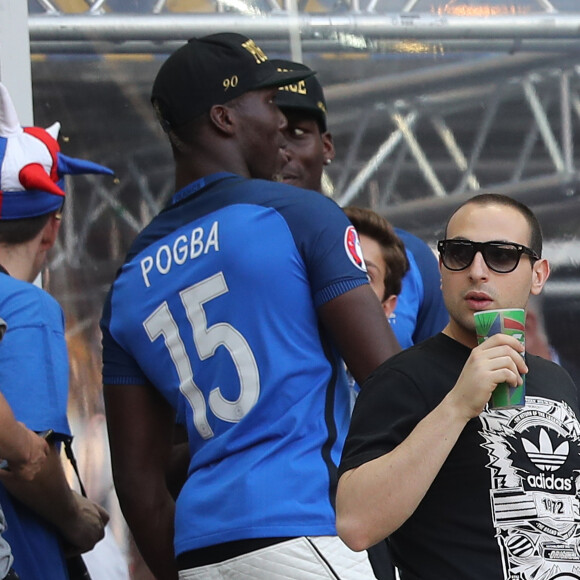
166, 174, 339, 226
0, 277, 59, 308
250, 178, 341, 208
0, 280, 62, 329
527, 352, 576, 383
370, 333, 457, 376
395, 228, 438, 266
184, 172, 331, 205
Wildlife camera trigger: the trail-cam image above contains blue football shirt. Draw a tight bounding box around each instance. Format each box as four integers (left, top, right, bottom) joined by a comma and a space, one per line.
102, 173, 370, 555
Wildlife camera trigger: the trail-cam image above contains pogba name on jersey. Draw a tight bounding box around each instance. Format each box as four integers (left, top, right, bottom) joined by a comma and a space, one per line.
140, 221, 220, 288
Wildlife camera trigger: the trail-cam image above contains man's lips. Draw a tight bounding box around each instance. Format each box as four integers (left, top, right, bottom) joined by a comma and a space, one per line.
279, 173, 299, 183
464, 291, 493, 309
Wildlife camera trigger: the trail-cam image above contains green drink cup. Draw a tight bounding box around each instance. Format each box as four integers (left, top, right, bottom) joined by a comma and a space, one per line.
474, 308, 526, 409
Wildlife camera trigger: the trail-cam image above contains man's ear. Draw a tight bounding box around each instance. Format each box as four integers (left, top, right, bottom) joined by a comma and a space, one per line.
208, 104, 236, 136
530, 258, 550, 296
381, 294, 398, 318
39, 213, 61, 252
322, 131, 335, 162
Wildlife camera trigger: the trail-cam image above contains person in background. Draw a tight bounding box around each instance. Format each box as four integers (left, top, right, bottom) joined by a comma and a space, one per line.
343, 206, 409, 321
273, 59, 449, 348
525, 293, 560, 362
342, 206, 409, 580
525, 293, 580, 387
0, 82, 110, 580
336, 193, 580, 579
0, 314, 50, 580
101, 33, 399, 580
273, 61, 413, 580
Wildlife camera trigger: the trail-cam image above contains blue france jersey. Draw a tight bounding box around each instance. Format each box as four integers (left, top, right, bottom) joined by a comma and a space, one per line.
394, 229, 448, 347
101, 173, 369, 555
0, 273, 71, 579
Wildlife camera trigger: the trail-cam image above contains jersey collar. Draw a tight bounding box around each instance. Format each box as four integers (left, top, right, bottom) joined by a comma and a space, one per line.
170, 172, 239, 206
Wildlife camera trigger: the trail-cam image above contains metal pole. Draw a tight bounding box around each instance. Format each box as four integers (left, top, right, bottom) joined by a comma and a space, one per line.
26, 13, 580, 43
338, 111, 418, 206
0, 0, 33, 125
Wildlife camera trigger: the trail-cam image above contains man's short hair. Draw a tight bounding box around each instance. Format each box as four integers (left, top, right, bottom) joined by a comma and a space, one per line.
444, 193, 543, 258
344, 206, 410, 300
0, 213, 53, 245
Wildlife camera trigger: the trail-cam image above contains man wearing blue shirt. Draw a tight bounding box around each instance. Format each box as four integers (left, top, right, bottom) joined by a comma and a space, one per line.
102, 33, 399, 580
273, 59, 449, 348
0, 82, 110, 579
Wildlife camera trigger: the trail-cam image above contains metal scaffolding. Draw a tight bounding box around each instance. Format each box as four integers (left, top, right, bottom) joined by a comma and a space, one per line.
17, 0, 580, 340
26, 0, 580, 222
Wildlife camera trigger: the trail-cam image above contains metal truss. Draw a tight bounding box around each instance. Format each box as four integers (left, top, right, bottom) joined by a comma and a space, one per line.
26, 1, 580, 219
22, 0, 580, 337
330, 52, 580, 232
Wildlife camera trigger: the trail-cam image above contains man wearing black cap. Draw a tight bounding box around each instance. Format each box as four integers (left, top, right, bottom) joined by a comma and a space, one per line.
273, 61, 400, 580
102, 33, 400, 579
273, 59, 448, 351
272, 60, 335, 192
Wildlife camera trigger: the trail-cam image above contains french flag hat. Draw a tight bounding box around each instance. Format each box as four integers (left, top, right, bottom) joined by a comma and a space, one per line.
0, 82, 113, 220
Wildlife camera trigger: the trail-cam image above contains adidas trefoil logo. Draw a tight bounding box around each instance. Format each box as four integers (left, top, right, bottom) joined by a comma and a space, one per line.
522, 427, 569, 472
522, 428, 572, 492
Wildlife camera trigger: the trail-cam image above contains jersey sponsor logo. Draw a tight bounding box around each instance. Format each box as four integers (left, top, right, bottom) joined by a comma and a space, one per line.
344, 225, 366, 272
140, 221, 219, 287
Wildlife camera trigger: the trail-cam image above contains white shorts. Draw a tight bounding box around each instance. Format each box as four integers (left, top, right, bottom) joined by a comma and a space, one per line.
178, 536, 375, 579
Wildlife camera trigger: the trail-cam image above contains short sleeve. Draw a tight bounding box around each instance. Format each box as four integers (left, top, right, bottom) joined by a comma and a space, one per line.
0, 287, 71, 437
339, 363, 426, 477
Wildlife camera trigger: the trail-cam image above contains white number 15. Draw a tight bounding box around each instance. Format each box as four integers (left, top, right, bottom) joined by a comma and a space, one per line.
143, 272, 260, 439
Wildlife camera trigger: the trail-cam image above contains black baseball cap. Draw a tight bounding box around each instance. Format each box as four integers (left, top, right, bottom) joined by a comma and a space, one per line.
151, 33, 315, 132
271, 60, 328, 132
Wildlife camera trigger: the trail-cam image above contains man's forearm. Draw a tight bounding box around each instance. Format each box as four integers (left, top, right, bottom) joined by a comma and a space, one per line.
336, 394, 468, 550
319, 285, 401, 385
118, 482, 178, 580
0, 444, 77, 522
105, 382, 179, 579
0, 396, 33, 464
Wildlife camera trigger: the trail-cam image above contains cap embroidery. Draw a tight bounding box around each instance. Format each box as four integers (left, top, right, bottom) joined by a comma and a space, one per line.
279, 81, 307, 95
222, 75, 239, 92
241, 39, 268, 64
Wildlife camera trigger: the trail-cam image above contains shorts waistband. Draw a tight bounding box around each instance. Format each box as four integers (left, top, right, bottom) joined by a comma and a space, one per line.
177, 537, 294, 569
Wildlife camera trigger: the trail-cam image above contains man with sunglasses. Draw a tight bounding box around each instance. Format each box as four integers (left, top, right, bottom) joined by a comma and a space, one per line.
336, 193, 580, 579
273, 59, 449, 349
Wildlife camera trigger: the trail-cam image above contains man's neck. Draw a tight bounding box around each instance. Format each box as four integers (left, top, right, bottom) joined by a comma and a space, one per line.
174, 145, 251, 192
441, 323, 478, 350
0, 243, 41, 283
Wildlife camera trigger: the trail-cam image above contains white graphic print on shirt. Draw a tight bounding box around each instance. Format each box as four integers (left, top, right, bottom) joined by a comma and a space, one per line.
480, 396, 580, 580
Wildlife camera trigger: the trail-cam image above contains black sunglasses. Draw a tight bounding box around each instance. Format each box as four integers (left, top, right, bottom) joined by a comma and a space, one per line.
437, 239, 540, 273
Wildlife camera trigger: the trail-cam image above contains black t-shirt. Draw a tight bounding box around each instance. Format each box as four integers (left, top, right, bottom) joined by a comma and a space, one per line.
340, 333, 580, 580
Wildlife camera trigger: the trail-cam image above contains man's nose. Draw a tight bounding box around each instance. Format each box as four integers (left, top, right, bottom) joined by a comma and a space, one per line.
468, 251, 490, 279
278, 142, 291, 164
